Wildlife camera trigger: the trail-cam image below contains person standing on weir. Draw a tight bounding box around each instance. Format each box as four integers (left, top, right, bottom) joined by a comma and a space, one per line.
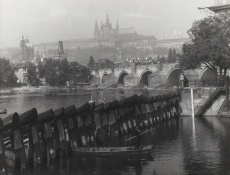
180, 73, 185, 88
134, 127, 141, 149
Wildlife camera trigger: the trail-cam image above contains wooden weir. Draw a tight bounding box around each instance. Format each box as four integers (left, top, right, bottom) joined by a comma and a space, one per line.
0, 92, 181, 173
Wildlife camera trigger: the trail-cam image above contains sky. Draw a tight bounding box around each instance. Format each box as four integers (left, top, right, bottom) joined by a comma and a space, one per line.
0, 0, 215, 48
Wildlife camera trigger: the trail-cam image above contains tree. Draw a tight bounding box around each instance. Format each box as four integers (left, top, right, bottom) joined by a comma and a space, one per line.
0, 58, 17, 87
27, 67, 40, 86
172, 48, 177, 62
161, 56, 165, 63
167, 48, 173, 62
98, 58, 114, 69
41, 58, 92, 86
88, 56, 95, 70
180, 13, 230, 79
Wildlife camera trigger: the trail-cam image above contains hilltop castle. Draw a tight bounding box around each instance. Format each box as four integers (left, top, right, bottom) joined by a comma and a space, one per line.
33, 14, 157, 55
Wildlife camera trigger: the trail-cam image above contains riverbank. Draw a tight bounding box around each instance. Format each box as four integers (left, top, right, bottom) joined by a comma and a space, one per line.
0, 85, 178, 95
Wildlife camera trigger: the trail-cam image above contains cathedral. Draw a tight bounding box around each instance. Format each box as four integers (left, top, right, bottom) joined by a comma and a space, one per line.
94, 14, 119, 40
93, 14, 139, 43
20, 34, 34, 61
33, 14, 158, 53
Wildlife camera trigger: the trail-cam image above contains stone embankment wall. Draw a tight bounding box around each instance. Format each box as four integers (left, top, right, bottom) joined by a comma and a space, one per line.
180, 87, 225, 116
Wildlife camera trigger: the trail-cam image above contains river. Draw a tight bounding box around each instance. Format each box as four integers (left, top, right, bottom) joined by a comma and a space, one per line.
1, 90, 230, 174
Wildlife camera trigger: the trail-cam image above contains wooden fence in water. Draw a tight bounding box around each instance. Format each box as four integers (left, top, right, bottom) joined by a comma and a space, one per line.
0, 92, 181, 173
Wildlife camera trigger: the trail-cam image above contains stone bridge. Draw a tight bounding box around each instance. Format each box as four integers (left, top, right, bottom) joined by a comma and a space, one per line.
91, 62, 217, 87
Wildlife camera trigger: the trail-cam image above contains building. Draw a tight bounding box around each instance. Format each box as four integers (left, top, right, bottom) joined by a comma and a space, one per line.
157, 31, 190, 50
14, 61, 37, 84
34, 14, 157, 54
54, 41, 68, 60
157, 38, 190, 50
20, 34, 34, 61
199, 0, 230, 14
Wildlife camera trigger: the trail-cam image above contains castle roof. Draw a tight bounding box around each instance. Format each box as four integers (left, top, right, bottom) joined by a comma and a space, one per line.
25, 43, 33, 47
118, 27, 136, 35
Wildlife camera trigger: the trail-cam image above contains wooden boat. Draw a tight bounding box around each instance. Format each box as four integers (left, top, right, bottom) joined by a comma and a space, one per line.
0, 109, 7, 114
73, 145, 153, 160
44, 92, 57, 96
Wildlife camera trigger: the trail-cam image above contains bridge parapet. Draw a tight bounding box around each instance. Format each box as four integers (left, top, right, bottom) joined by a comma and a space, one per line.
91, 63, 218, 88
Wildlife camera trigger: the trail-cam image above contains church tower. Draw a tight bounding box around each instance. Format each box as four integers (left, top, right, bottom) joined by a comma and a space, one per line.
104, 13, 112, 39
20, 34, 26, 60
94, 21, 99, 39
20, 34, 34, 61
215, 0, 223, 6
116, 20, 119, 36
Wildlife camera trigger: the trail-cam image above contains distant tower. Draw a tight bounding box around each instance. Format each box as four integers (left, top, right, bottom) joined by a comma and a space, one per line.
106, 13, 110, 24
58, 41, 65, 55
20, 34, 26, 60
94, 21, 99, 39
55, 41, 68, 60
104, 13, 112, 38
25, 36, 29, 43
100, 21, 103, 33
174, 30, 178, 38
215, 0, 223, 6
178, 30, 182, 38
116, 20, 119, 30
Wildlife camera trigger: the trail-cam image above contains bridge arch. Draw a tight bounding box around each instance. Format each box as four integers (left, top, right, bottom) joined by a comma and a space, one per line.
117, 71, 129, 85
140, 70, 153, 86
101, 72, 109, 83
199, 68, 217, 80
166, 68, 183, 86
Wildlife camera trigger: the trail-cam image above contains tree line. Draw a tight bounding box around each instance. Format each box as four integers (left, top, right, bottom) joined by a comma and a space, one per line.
0, 57, 92, 87
0, 58, 17, 88
34, 58, 92, 86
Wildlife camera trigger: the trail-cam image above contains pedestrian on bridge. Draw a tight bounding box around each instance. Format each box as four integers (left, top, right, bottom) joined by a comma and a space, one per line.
180, 73, 185, 88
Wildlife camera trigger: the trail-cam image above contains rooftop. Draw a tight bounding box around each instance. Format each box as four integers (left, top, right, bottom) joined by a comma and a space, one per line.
15, 61, 36, 69
198, 4, 230, 13
118, 27, 136, 35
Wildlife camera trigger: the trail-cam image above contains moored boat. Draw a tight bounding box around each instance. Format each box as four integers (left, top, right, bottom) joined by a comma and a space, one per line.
44, 92, 57, 96
0, 109, 7, 114
73, 145, 153, 160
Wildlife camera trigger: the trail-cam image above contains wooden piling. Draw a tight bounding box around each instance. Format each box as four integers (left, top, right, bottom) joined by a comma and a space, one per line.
12, 113, 27, 170
0, 118, 6, 174
37, 109, 56, 166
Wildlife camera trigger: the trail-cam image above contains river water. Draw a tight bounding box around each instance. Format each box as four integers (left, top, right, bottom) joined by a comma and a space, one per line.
1, 90, 230, 175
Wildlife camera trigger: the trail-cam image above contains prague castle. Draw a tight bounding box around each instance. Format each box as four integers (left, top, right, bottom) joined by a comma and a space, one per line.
33, 14, 157, 55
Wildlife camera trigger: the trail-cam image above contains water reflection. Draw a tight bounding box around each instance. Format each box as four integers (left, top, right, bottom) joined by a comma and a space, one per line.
3, 91, 230, 174
7, 116, 230, 175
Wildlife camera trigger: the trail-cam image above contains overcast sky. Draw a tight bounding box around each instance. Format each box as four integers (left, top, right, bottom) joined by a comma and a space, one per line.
0, 0, 214, 48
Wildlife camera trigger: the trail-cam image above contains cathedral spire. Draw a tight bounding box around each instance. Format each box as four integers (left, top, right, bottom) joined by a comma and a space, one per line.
100, 21, 103, 30
25, 35, 29, 43
106, 13, 110, 24
116, 19, 119, 30
22, 33, 24, 40
94, 21, 99, 38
